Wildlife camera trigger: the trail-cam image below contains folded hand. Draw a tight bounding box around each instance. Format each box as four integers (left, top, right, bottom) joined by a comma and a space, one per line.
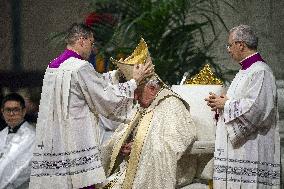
204, 92, 228, 111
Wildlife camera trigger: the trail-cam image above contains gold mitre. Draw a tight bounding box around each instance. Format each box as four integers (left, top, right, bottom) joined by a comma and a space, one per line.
110, 38, 150, 80
185, 64, 223, 85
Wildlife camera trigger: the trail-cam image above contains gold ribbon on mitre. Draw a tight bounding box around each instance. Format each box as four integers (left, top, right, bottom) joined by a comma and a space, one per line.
185, 64, 223, 85
110, 38, 150, 80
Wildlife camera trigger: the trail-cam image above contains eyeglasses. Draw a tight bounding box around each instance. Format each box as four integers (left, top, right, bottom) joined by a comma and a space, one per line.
87, 39, 97, 49
91, 41, 97, 48
2, 107, 23, 115
226, 41, 243, 49
226, 41, 236, 49
81, 37, 96, 48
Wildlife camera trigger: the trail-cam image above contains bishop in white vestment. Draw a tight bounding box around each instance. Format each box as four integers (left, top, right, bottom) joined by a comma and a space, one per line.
101, 86, 197, 189
102, 39, 198, 189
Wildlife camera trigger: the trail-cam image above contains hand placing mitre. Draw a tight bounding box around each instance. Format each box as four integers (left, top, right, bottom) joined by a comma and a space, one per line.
132, 57, 154, 85
205, 92, 228, 111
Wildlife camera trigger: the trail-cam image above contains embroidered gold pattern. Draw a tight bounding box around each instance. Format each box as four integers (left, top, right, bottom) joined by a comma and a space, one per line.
107, 112, 142, 176
110, 38, 150, 80
122, 111, 154, 189
111, 38, 149, 65
185, 64, 223, 85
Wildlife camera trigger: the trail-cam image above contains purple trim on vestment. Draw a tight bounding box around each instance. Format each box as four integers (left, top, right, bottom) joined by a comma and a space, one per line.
48, 49, 82, 68
240, 52, 265, 70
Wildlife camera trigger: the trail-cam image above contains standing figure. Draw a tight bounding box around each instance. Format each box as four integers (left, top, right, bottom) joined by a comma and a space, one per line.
29, 23, 152, 189
205, 25, 280, 188
0, 93, 36, 189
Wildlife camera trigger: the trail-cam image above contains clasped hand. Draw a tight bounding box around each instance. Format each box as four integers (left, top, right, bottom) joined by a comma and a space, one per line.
205, 92, 228, 111
121, 142, 133, 156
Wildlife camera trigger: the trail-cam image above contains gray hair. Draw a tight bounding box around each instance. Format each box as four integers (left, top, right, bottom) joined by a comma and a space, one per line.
229, 25, 258, 50
65, 23, 93, 45
145, 77, 162, 89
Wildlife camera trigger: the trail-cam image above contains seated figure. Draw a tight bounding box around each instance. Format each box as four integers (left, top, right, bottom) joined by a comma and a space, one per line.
0, 93, 36, 189
102, 75, 197, 189
101, 39, 198, 189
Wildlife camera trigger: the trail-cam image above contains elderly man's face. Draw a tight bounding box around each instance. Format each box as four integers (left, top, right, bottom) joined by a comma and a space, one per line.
134, 84, 158, 108
1, 100, 26, 128
227, 32, 243, 62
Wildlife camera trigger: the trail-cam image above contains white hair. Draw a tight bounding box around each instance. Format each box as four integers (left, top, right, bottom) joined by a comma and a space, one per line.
230, 25, 258, 49
145, 78, 161, 89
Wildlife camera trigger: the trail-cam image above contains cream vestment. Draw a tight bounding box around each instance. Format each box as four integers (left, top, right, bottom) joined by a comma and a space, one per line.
101, 88, 197, 189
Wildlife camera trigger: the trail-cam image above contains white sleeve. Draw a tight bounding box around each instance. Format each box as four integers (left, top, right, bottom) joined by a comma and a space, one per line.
223, 70, 277, 147
102, 70, 119, 84
76, 64, 137, 123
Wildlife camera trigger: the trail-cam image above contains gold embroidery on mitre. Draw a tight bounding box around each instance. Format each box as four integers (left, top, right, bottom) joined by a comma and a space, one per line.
110, 38, 150, 80
111, 38, 149, 65
123, 38, 149, 65
185, 64, 223, 85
